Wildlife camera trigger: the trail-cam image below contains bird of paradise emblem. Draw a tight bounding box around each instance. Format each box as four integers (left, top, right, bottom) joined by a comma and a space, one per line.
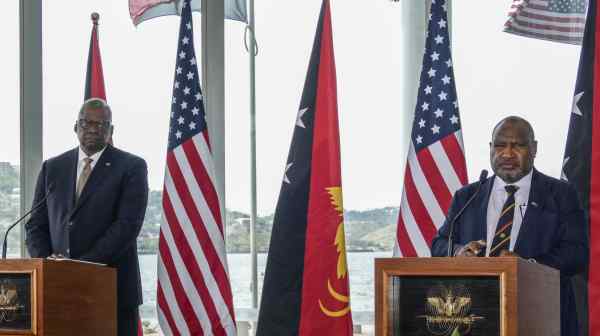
418, 285, 484, 336
318, 186, 351, 318
0, 280, 22, 323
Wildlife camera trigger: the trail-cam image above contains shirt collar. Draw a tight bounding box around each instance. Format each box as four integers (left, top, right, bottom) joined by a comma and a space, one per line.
493, 169, 533, 191
78, 146, 106, 163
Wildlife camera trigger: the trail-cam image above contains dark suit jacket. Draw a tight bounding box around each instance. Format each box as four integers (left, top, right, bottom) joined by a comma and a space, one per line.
25, 145, 149, 308
431, 169, 588, 336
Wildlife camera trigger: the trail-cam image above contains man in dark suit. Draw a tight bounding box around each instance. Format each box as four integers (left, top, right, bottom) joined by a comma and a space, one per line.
25, 98, 148, 336
431, 116, 588, 336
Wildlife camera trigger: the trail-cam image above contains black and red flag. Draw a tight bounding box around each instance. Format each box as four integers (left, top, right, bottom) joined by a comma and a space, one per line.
84, 13, 107, 101
256, 1, 353, 334
562, 0, 598, 335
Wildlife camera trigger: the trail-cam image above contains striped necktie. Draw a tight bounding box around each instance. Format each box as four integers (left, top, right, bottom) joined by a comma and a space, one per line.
489, 185, 519, 257
76, 157, 93, 201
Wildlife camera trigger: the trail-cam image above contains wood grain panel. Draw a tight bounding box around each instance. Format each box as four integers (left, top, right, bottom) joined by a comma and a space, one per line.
375, 257, 560, 336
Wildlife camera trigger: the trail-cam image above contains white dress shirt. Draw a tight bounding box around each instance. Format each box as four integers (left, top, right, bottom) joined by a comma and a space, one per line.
485, 169, 533, 256
76, 146, 106, 191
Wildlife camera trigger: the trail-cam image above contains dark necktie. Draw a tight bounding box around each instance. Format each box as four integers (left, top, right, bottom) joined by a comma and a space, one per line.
489, 185, 519, 257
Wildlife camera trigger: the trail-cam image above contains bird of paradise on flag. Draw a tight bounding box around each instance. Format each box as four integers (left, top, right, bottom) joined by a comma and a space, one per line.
256, 1, 353, 335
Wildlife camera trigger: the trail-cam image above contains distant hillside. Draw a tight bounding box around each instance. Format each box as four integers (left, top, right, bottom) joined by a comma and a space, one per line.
224, 207, 398, 253
0, 164, 398, 254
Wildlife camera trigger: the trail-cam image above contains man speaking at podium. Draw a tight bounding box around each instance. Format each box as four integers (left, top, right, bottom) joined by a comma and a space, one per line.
24, 98, 148, 336
431, 116, 588, 336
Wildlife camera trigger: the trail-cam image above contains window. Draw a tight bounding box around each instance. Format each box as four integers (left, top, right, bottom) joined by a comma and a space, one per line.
43, 1, 176, 331
453, 0, 580, 179
0, 1, 21, 257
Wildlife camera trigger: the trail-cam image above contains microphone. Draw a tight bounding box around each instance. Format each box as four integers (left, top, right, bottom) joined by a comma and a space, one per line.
446, 170, 488, 257
2, 183, 54, 259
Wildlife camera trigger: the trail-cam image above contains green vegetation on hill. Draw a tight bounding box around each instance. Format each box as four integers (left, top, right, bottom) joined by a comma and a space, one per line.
0, 163, 397, 254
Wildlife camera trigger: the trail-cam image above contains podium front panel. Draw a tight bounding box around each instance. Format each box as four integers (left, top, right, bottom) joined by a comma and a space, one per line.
387, 275, 500, 336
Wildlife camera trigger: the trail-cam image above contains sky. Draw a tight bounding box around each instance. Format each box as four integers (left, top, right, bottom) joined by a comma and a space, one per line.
0, 0, 580, 215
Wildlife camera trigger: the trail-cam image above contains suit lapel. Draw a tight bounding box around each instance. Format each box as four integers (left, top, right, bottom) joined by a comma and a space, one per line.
72, 145, 114, 214
68, 149, 78, 204
477, 176, 495, 241
514, 169, 545, 252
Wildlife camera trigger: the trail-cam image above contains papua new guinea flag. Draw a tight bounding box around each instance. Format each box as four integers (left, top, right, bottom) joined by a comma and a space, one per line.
256, 1, 353, 335
84, 14, 106, 101
562, 0, 599, 335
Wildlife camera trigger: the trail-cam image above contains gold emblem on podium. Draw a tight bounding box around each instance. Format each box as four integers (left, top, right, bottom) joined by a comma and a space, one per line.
0, 280, 24, 323
417, 285, 484, 335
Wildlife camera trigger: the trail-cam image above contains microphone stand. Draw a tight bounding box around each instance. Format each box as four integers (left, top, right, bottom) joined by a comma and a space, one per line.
446, 170, 488, 256
2, 185, 53, 259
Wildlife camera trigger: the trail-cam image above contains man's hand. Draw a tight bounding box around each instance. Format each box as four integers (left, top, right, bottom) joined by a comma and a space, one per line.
498, 250, 519, 257
456, 240, 486, 257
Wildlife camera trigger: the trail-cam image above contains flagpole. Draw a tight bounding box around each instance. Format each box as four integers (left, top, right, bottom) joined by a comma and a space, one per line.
248, 0, 259, 311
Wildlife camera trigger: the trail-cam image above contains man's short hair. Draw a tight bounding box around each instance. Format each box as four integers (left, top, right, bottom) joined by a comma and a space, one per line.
79, 98, 112, 122
492, 116, 535, 142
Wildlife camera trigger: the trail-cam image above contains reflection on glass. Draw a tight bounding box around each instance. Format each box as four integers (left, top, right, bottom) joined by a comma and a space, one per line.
0, 1, 20, 258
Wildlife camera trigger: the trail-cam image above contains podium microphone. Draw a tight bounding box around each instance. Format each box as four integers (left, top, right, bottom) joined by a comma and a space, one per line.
446, 170, 488, 257
2, 183, 54, 259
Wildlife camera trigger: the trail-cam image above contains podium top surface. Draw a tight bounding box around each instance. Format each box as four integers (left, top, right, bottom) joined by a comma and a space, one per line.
375, 257, 559, 277
0, 258, 113, 274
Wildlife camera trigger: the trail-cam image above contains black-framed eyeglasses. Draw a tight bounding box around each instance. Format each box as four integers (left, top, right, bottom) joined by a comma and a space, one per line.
77, 119, 111, 131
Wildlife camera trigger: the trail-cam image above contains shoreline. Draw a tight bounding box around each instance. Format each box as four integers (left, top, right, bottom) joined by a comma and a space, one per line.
138, 249, 387, 255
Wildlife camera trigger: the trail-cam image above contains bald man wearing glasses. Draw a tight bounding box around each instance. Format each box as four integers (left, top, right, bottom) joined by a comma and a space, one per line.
25, 98, 148, 335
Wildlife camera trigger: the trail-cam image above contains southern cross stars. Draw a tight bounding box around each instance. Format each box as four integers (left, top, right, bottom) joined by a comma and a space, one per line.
572, 91, 583, 116
283, 162, 293, 184
296, 107, 308, 128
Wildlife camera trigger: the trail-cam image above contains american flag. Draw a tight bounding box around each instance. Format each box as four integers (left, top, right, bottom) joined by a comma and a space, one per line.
504, 0, 588, 45
394, 0, 468, 257
156, 1, 236, 334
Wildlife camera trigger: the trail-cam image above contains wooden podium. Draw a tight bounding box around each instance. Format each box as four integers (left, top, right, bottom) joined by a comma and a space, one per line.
375, 257, 560, 336
0, 258, 116, 336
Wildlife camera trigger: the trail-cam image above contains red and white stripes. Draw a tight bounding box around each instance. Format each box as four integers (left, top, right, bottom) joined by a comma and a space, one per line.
157, 134, 236, 336
396, 132, 467, 257
505, 0, 587, 44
